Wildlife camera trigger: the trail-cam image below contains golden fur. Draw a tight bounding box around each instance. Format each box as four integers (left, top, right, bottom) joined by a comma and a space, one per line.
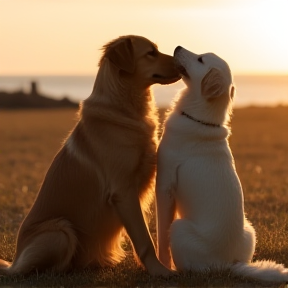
0, 35, 180, 276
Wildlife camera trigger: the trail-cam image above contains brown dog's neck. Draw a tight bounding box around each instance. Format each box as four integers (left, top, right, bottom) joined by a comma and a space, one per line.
126, 85, 156, 117
90, 85, 154, 118
88, 63, 156, 119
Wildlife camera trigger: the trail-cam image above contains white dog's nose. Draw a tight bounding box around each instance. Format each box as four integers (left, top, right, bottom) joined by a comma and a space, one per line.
174, 46, 183, 55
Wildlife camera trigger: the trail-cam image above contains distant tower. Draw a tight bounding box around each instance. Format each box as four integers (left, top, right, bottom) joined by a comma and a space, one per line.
30, 81, 38, 95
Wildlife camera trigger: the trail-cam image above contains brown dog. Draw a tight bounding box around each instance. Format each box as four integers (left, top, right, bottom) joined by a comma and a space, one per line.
0, 35, 180, 276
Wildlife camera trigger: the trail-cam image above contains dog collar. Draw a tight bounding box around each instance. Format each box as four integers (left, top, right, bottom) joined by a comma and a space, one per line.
181, 111, 221, 128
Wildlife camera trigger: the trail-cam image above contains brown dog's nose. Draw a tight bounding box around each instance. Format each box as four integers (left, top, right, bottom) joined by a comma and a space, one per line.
174, 46, 183, 55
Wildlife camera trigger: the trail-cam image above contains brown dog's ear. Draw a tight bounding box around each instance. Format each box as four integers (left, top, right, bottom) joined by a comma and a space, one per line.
105, 38, 135, 74
201, 68, 227, 100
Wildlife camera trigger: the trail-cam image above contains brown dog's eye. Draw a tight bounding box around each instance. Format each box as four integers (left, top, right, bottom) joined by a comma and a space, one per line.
198, 56, 204, 63
147, 50, 157, 57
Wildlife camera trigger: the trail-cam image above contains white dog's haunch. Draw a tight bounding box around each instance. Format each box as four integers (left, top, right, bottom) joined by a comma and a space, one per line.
156, 46, 288, 282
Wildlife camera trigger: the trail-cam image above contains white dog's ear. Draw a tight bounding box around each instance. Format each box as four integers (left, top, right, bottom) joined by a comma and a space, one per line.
201, 68, 227, 100
105, 38, 135, 74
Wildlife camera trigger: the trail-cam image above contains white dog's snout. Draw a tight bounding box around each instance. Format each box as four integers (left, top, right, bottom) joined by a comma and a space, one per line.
174, 46, 183, 56
174, 46, 199, 61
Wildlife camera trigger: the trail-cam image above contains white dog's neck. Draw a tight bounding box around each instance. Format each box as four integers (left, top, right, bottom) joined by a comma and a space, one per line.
175, 88, 232, 127
180, 111, 221, 128
165, 110, 230, 143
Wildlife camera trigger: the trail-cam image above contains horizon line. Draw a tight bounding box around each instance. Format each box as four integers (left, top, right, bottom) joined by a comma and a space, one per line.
1, 73, 288, 77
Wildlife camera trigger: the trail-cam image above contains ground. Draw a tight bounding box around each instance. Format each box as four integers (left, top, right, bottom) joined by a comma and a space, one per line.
0, 106, 287, 287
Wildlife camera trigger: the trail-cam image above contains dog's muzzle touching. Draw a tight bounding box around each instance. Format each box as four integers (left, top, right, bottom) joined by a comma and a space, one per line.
174, 46, 189, 78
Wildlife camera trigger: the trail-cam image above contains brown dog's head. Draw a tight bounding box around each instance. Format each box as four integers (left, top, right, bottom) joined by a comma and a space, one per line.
98, 35, 181, 87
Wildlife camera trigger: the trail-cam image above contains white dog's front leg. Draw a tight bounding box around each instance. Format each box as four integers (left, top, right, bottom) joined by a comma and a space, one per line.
156, 171, 176, 269
111, 188, 171, 276
156, 141, 179, 269
156, 188, 175, 269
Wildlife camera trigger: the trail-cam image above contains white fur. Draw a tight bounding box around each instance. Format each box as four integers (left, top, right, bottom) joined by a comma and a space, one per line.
156, 47, 288, 283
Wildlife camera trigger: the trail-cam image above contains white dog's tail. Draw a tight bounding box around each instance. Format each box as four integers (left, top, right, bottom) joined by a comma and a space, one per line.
231, 260, 288, 282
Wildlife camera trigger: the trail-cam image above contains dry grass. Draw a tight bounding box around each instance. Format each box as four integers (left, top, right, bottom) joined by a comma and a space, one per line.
0, 106, 288, 287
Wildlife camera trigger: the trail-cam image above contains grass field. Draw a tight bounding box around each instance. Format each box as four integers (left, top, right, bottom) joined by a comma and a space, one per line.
0, 106, 288, 287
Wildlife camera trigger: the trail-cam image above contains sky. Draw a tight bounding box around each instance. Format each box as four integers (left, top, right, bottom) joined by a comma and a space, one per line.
0, 0, 287, 76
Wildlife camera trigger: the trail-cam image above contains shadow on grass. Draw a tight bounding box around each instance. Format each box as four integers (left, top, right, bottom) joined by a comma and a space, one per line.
0, 256, 283, 288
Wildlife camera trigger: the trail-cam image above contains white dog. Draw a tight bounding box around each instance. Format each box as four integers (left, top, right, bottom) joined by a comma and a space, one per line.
156, 46, 288, 282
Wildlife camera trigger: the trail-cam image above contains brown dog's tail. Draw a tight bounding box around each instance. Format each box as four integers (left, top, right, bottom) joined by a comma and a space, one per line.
0, 218, 78, 275
0, 259, 11, 275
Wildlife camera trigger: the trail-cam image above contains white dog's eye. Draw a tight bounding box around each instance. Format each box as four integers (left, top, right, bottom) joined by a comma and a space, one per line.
198, 56, 204, 64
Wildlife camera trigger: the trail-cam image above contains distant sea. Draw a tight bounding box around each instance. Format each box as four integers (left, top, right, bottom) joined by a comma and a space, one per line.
0, 75, 287, 108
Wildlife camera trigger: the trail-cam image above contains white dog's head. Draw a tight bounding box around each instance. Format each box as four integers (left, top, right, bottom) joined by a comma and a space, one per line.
174, 46, 235, 126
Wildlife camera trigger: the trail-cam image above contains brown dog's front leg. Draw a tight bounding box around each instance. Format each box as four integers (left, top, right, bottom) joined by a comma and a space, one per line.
111, 191, 172, 276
